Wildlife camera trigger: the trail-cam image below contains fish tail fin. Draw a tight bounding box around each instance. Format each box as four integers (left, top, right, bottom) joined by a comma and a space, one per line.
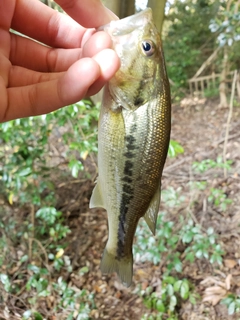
100, 248, 133, 287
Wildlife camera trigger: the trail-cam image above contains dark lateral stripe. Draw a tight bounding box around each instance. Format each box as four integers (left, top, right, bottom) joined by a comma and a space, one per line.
117, 191, 133, 258
122, 176, 133, 184
124, 151, 134, 158
117, 124, 138, 259
124, 160, 133, 176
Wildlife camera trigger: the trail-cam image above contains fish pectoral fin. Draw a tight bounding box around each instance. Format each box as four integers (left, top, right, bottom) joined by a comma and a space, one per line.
89, 181, 105, 209
100, 248, 133, 287
144, 184, 161, 235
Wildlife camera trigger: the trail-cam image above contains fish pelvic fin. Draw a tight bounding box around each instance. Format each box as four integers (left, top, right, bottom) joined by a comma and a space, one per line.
89, 181, 105, 209
144, 184, 161, 235
100, 248, 133, 287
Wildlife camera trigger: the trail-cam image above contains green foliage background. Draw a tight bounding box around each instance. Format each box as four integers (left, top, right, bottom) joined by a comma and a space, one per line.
163, 0, 240, 98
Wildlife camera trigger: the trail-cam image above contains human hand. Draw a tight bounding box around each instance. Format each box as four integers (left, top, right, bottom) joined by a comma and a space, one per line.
0, 0, 120, 122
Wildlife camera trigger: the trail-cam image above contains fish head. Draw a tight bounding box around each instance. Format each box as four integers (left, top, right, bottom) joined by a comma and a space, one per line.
99, 8, 166, 110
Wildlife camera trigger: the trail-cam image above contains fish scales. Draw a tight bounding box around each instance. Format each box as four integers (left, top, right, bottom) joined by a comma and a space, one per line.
90, 8, 171, 287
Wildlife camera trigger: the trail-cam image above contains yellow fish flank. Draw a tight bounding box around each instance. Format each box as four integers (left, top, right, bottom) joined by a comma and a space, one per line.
90, 8, 171, 287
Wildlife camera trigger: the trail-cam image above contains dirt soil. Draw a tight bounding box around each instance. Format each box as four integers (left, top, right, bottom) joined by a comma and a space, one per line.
1, 97, 240, 319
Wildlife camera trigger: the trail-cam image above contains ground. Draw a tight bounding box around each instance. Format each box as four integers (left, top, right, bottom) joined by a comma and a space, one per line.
1, 97, 240, 319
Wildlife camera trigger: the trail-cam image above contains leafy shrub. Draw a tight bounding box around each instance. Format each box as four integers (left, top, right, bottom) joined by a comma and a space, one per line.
192, 157, 232, 174
0, 102, 99, 318
0, 100, 99, 205
134, 167, 227, 317
221, 294, 240, 315
139, 276, 199, 320
168, 140, 184, 158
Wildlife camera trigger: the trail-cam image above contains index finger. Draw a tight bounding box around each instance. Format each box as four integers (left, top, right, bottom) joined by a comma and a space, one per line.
56, 0, 118, 28
11, 0, 87, 49
11, 0, 117, 50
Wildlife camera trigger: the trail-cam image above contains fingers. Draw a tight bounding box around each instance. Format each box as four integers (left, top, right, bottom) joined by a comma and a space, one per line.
56, 49, 120, 102
10, 33, 83, 72
3, 58, 100, 122
12, 0, 86, 48
81, 31, 113, 57
8, 66, 61, 87
2, 49, 120, 122
55, 0, 118, 28
86, 49, 120, 96
9, 31, 112, 72
11, 0, 117, 49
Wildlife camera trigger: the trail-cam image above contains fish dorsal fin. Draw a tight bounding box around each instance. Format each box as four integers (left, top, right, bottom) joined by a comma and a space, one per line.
144, 184, 161, 235
89, 181, 105, 209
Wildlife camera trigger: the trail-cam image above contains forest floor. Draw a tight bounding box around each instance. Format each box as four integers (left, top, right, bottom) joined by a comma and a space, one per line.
1, 96, 240, 319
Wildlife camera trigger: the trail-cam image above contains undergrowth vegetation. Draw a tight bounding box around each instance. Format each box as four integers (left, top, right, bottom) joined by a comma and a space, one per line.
134, 156, 233, 319
0, 101, 99, 319
0, 101, 236, 319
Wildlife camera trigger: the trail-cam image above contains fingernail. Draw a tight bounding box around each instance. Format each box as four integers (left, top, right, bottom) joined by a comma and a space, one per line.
104, 6, 119, 21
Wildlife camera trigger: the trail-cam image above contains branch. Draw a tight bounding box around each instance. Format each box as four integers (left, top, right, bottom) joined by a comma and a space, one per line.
191, 47, 221, 79
223, 70, 238, 178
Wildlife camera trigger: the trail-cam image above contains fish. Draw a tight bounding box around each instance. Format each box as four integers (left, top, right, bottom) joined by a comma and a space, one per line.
89, 8, 171, 287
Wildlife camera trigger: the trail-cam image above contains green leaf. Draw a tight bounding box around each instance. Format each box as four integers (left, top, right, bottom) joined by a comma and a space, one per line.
69, 159, 84, 178
144, 297, 153, 309
209, 235, 215, 245
228, 301, 236, 315
195, 249, 203, 259
182, 232, 193, 243
207, 227, 214, 235
27, 264, 40, 274
167, 284, 174, 296
156, 300, 165, 312
174, 280, 182, 292
18, 167, 32, 177
79, 266, 89, 275
169, 295, 177, 311
0, 274, 11, 292
203, 250, 209, 259
164, 276, 176, 285
33, 312, 43, 320
189, 294, 196, 305
23, 310, 32, 319
185, 252, 194, 263
180, 281, 189, 300
174, 259, 182, 273
168, 140, 184, 158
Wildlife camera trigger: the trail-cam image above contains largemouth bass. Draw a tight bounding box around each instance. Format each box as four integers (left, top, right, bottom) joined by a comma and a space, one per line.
90, 8, 171, 287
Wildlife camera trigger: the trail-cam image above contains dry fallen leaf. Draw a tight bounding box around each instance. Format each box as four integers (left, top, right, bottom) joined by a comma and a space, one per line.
202, 274, 232, 306
141, 281, 149, 291
225, 274, 232, 290
224, 259, 237, 269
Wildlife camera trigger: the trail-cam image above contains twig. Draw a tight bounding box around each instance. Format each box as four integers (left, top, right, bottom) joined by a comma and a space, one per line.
58, 179, 87, 188
187, 166, 199, 225
28, 204, 35, 262
200, 197, 208, 226
214, 132, 240, 146
164, 156, 192, 172
30, 238, 51, 272
223, 70, 238, 178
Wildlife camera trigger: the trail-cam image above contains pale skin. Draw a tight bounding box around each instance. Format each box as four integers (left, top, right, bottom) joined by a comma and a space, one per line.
0, 0, 120, 122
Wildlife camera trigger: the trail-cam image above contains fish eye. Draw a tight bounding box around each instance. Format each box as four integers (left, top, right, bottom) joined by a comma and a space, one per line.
141, 40, 155, 56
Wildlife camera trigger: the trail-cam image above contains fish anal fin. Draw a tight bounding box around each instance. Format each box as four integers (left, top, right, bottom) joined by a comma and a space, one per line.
89, 181, 105, 209
144, 185, 161, 235
100, 248, 133, 287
